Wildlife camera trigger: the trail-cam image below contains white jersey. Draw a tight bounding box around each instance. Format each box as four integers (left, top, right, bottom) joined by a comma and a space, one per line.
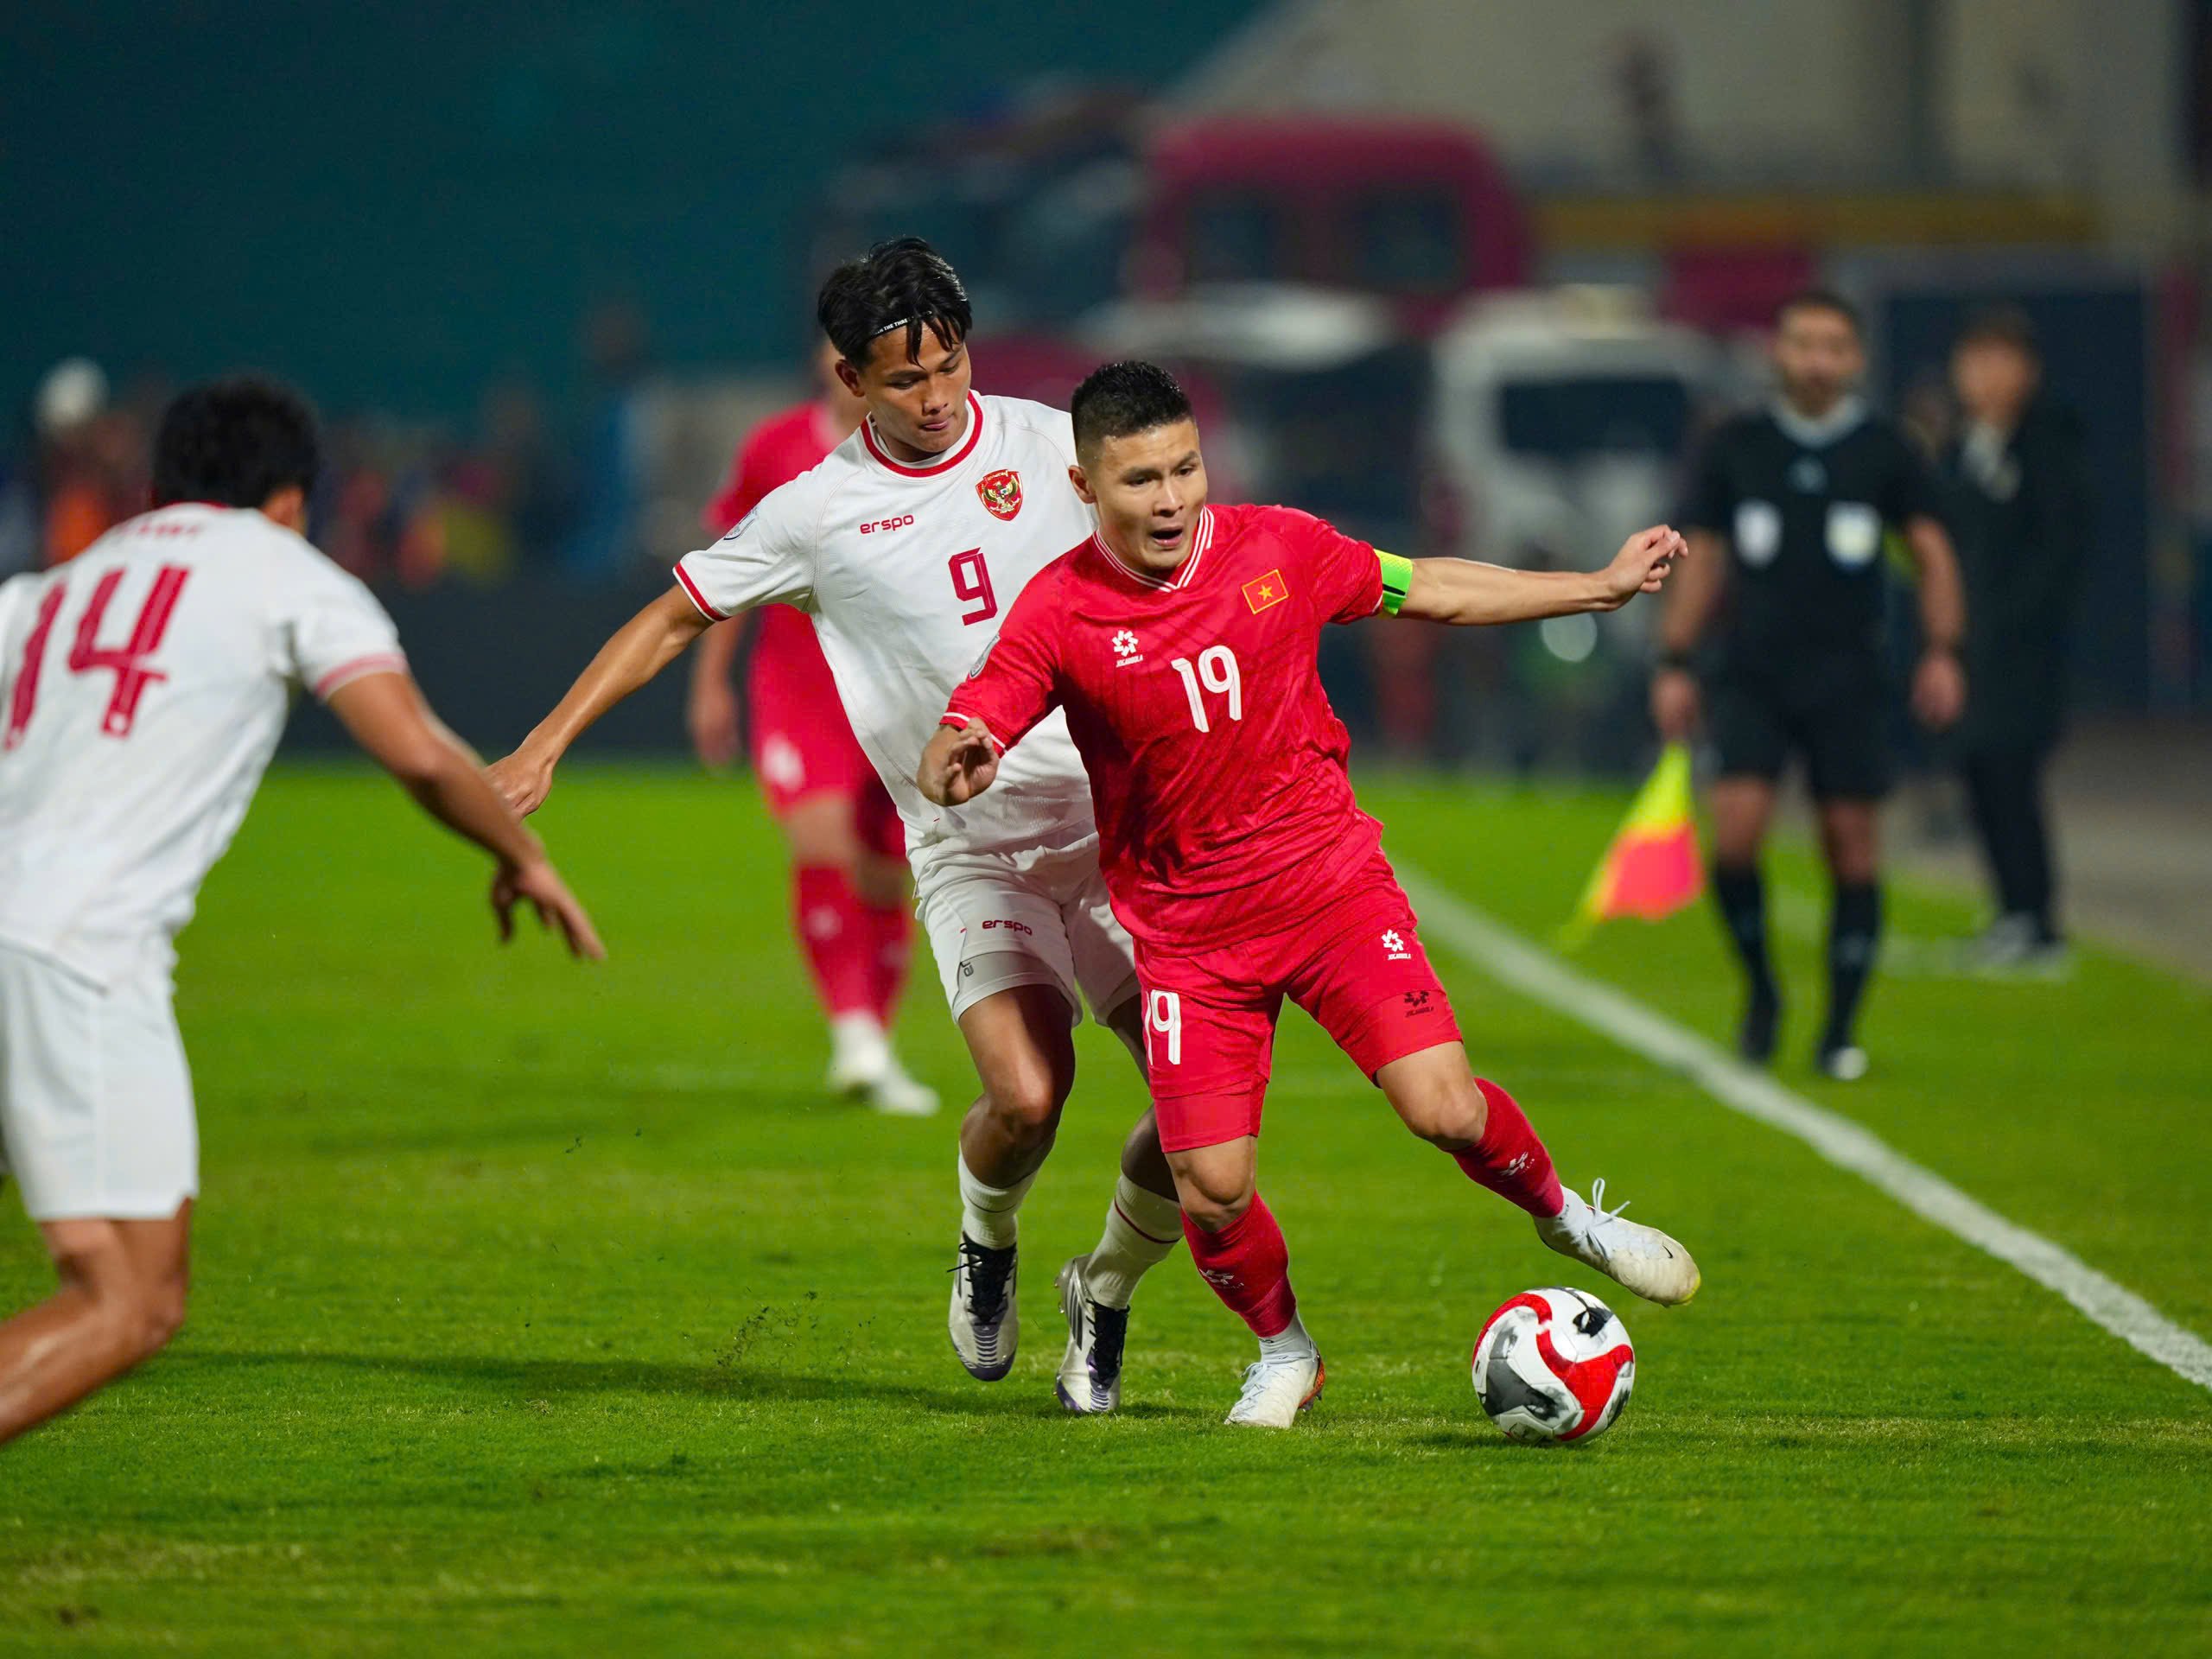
675, 392, 1096, 861
0, 504, 404, 985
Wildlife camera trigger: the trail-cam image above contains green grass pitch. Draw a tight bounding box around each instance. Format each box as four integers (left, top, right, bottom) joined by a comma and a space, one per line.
3, 766, 2208, 1656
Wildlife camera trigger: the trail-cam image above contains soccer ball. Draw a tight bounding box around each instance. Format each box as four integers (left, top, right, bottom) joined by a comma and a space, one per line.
1471, 1287, 1635, 1444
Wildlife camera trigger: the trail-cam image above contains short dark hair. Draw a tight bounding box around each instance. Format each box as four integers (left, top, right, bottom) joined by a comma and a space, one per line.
816, 237, 973, 369
1070, 360, 1194, 458
1956, 303, 2038, 356
151, 376, 320, 509
1776, 288, 1863, 336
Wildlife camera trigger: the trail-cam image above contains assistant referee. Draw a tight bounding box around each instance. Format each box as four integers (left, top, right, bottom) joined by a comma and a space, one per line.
1653, 290, 1966, 1080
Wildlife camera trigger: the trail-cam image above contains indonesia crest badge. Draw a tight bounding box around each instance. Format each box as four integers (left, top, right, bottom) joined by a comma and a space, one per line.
976, 468, 1023, 521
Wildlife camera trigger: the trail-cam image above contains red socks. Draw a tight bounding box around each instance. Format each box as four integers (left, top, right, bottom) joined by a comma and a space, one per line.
1451, 1077, 1565, 1219
794, 864, 912, 1028
1181, 1083, 1554, 1351
1182, 1192, 1299, 1339
792, 865, 876, 1019
864, 898, 910, 1027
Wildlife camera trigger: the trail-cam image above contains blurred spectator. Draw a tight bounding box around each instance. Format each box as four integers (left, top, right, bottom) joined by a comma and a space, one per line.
559, 301, 650, 580
315, 416, 445, 587
1944, 306, 2091, 970
33, 359, 147, 567
478, 378, 572, 569
1613, 32, 1681, 184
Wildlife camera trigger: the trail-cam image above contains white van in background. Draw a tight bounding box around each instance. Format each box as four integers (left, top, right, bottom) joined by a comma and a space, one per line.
1427, 290, 1726, 638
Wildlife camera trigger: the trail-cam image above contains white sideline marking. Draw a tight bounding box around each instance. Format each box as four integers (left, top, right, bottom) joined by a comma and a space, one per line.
1397, 864, 2212, 1395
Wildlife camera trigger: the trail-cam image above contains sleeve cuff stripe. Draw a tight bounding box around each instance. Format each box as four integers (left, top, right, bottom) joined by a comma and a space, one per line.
941, 710, 1007, 754
312, 652, 408, 700
672, 563, 728, 621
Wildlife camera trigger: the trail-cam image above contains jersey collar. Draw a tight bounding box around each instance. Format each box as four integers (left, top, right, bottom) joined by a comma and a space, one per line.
1769, 394, 1867, 449
860, 392, 985, 477
1092, 505, 1215, 593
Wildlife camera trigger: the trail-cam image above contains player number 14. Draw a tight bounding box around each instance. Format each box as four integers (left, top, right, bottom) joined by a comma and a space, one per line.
4, 564, 191, 749
1169, 645, 1241, 734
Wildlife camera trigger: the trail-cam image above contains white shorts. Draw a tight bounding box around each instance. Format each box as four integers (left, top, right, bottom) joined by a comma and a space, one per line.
912, 828, 1140, 1028
0, 942, 198, 1222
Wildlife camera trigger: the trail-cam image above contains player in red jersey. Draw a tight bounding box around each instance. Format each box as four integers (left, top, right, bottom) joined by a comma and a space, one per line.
688, 340, 933, 1116
921, 362, 1700, 1427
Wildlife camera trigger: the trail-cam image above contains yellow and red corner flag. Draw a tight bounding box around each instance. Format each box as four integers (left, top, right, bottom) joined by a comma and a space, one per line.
1560, 743, 1703, 949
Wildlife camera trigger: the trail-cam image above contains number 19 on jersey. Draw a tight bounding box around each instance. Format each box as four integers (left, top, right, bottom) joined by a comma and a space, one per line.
1170, 646, 1241, 734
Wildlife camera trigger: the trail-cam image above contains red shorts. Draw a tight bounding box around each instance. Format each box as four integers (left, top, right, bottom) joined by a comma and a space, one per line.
747, 608, 903, 857
1135, 855, 1462, 1153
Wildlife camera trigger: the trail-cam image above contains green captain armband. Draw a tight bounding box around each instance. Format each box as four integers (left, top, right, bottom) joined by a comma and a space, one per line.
1377, 550, 1414, 616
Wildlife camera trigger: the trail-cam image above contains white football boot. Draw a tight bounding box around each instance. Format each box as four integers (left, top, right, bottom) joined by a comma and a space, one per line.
1815, 1042, 1871, 1083
1537, 1179, 1701, 1306
948, 1234, 1018, 1381
825, 1014, 892, 1097
825, 1015, 939, 1116
1053, 1256, 1130, 1414
1224, 1349, 1326, 1428
864, 1059, 939, 1118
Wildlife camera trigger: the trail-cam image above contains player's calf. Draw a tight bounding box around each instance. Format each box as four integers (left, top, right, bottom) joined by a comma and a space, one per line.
1166, 1138, 1255, 1233
1163, 1144, 1324, 1427
0, 1215, 190, 1445
957, 982, 1079, 1191
1377, 1052, 1567, 1219
1380, 1053, 1490, 1151
1381, 1053, 1702, 1306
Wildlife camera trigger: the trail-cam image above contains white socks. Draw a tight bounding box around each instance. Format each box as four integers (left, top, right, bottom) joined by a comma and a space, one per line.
1083, 1175, 1182, 1309
1540, 1187, 1592, 1243
957, 1160, 1183, 1307
1258, 1312, 1317, 1362
957, 1153, 1036, 1250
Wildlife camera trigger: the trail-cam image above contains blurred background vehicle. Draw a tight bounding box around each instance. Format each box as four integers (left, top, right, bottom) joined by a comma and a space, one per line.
1127, 116, 1532, 327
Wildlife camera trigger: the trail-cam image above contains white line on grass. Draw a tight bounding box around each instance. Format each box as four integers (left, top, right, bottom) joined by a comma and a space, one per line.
1396, 863, 2212, 1395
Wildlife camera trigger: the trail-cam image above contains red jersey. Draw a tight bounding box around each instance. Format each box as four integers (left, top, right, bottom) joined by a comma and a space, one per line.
702, 401, 844, 665
946, 502, 1388, 947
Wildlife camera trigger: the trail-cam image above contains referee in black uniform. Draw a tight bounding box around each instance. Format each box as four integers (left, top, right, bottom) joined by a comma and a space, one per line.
1653, 290, 1967, 1079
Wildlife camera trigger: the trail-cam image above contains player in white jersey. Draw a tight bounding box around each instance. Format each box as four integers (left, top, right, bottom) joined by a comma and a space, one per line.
0, 378, 602, 1446
489, 240, 1181, 1412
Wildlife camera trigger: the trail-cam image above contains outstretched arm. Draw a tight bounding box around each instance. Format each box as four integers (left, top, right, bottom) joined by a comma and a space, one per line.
489, 585, 715, 813
327, 671, 604, 959
1395, 525, 1687, 625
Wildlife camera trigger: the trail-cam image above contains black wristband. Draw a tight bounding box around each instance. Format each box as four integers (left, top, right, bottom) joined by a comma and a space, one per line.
1659, 647, 1694, 671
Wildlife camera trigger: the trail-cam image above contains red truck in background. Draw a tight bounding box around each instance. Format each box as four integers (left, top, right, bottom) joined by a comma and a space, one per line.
1128, 118, 1534, 333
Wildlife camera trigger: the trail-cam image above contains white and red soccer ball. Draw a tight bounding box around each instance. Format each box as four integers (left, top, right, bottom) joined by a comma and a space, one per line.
1471, 1287, 1635, 1444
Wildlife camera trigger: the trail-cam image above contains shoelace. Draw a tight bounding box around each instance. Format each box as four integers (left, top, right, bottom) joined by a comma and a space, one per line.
951, 1236, 1014, 1322
1236, 1352, 1303, 1397
1087, 1300, 1128, 1383
1587, 1176, 1632, 1228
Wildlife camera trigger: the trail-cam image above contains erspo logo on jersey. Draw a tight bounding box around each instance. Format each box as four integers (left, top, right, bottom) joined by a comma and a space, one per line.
976, 469, 1022, 522
859, 515, 916, 536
